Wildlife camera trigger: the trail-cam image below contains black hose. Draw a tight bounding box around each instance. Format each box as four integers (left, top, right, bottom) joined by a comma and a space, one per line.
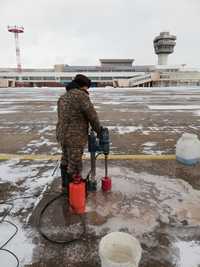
0, 248, 19, 267
0, 192, 61, 267
52, 160, 60, 176
0, 220, 18, 248
0, 192, 86, 267
0, 174, 102, 266
0, 203, 19, 267
0, 156, 85, 265
37, 193, 86, 245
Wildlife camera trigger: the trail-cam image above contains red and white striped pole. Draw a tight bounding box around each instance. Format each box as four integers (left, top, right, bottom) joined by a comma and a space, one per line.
8, 26, 24, 72
14, 31, 22, 72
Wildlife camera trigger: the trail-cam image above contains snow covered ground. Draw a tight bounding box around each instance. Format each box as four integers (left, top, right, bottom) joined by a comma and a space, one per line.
175, 241, 200, 267
0, 159, 59, 266
0, 219, 35, 267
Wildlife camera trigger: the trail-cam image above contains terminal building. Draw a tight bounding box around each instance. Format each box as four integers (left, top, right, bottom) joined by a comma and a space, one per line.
1, 32, 200, 88
0, 59, 154, 88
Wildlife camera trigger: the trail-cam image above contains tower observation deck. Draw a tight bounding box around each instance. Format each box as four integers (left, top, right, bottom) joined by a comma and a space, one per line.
154, 32, 176, 65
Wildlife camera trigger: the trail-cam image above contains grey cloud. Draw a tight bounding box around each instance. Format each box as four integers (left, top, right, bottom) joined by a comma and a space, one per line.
0, 0, 200, 68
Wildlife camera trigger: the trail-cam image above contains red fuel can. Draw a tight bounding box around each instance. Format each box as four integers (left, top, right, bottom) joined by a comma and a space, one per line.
102, 176, 112, 192
69, 178, 86, 214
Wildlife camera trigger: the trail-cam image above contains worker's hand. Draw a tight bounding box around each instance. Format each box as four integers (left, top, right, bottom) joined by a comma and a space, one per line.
97, 126, 104, 138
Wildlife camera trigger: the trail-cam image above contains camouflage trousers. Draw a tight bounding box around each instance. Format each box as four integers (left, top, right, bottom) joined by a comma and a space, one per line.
61, 144, 84, 175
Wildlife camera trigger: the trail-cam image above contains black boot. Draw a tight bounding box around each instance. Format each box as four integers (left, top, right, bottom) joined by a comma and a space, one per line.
60, 165, 68, 195
60, 165, 74, 195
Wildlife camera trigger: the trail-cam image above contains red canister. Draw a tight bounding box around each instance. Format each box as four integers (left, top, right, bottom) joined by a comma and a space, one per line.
102, 176, 112, 192
69, 177, 86, 214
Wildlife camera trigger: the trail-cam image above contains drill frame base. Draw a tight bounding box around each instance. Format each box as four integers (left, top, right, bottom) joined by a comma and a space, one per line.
87, 180, 97, 192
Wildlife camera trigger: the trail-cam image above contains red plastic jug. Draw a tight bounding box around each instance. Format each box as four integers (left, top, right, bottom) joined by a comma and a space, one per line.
69, 176, 86, 214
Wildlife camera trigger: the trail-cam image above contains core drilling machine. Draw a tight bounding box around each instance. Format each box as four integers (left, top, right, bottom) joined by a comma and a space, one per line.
87, 127, 112, 192
38, 128, 112, 245
68, 127, 112, 214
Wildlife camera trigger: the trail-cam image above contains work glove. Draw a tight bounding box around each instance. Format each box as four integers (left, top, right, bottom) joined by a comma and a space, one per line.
97, 126, 104, 139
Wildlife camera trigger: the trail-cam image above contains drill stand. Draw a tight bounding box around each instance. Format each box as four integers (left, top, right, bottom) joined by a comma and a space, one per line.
87, 128, 111, 192
87, 150, 98, 192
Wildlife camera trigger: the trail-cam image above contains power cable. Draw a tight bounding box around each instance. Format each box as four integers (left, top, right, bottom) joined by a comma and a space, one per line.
0, 189, 104, 266
0, 190, 62, 267
0, 201, 21, 267
37, 193, 87, 245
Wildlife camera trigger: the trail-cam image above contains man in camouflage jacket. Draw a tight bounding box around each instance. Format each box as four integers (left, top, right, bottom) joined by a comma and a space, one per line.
56, 74, 102, 193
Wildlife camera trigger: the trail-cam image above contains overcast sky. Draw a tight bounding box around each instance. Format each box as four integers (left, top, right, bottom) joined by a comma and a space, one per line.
0, 0, 199, 68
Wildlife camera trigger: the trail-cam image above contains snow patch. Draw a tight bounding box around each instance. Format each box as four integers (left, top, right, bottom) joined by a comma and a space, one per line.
175, 241, 200, 267
193, 110, 200, 116
0, 221, 35, 267
0, 219, 35, 267
142, 142, 157, 147
103, 101, 122, 105
142, 142, 165, 155
149, 105, 200, 110
19, 136, 58, 154
107, 125, 143, 134
38, 125, 56, 134
0, 160, 56, 214
0, 110, 18, 114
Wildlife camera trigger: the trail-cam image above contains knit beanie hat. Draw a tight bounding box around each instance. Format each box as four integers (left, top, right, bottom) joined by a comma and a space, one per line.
74, 74, 91, 88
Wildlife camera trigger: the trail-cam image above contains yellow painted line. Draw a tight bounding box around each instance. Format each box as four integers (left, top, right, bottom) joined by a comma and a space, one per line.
106, 154, 176, 160
0, 153, 176, 161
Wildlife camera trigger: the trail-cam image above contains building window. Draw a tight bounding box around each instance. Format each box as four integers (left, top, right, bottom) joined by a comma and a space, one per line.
43, 77, 55, 80
30, 77, 43, 80
60, 77, 73, 81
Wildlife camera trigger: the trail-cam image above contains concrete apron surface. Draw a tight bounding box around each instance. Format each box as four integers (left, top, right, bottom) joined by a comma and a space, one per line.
25, 159, 200, 267
1, 86, 200, 266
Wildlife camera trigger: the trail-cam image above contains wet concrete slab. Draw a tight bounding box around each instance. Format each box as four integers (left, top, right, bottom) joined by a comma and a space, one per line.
1, 159, 200, 266
24, 160, 200, 267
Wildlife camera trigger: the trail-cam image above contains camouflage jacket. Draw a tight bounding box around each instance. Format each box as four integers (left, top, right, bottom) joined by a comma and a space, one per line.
56, 87, 101, 147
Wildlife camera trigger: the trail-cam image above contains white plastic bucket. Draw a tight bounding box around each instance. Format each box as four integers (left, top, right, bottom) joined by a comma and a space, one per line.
176, 133, 200, 165
99, 232, 142, 267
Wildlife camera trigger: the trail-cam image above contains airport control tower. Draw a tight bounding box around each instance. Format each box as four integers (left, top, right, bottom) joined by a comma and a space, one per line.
154, 32, 176, 65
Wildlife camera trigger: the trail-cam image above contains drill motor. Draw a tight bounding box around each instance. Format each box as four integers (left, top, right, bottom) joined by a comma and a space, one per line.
88, 127, 110, 155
